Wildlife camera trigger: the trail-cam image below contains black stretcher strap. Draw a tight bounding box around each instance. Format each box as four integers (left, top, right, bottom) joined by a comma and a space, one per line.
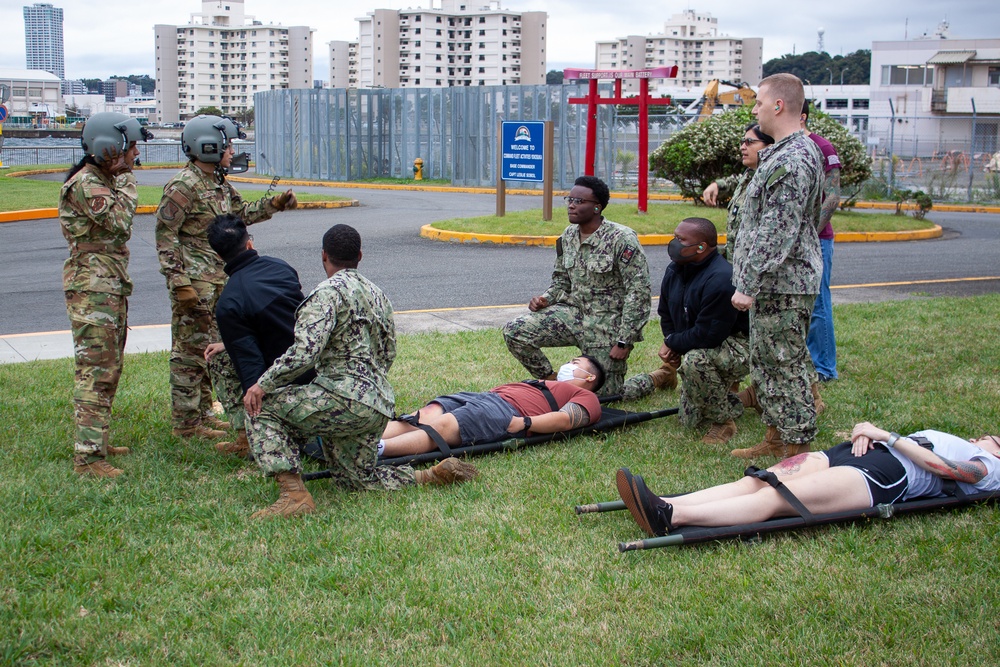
394, 412, 452, 457
745, 466, 817, 525
521, 379, 559, 412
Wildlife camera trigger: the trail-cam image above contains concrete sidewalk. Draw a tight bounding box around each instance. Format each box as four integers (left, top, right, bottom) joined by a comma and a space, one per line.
0, 305, 526, 364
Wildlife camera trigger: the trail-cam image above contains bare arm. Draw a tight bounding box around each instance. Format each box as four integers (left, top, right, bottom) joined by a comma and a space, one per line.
508, 402, 592, 435
850, 422, 987, 484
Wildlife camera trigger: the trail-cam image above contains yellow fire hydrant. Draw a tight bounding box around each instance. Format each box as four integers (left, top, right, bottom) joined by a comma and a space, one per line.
413, 157, 424, 181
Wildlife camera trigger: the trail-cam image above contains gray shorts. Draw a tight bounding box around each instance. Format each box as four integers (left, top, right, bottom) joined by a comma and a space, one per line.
432, 392, 518, 445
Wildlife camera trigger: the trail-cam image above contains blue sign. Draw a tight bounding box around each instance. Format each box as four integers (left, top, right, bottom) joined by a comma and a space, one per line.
0, 105, 7, 123
501, 121, 545, 182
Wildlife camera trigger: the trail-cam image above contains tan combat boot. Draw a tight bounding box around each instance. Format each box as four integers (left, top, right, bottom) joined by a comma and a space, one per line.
736, 384, 763, 414
811, 383, 826, 416
701, 419, 737, 445
730, 426, 811, 459
649, 361, 679, 391
74, 456, 122, 478
172, 424, 228, 440
215, 429, 250, 458
414, 457, 480, 485
202, 413, 232, 430
251, 472, 316, 519
106, 445, 131, 456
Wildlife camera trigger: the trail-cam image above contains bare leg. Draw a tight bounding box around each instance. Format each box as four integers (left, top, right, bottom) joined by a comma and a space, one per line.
672, 466, 871, 528
380, 403, 445, 439
668, 452, 827, 506
382, 412, 461, 457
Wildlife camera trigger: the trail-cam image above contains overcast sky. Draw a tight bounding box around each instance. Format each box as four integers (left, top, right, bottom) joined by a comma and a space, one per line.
1, 0, 997, 81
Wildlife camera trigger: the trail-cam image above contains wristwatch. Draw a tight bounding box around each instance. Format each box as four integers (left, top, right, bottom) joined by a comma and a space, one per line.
885, 432, 901, 448
522, 416, 532, 432
616, 339, 630, 349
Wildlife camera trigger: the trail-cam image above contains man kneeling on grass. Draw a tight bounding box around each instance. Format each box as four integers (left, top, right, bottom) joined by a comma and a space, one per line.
242, 224, 478, 519
616, 423, 1000, 537
378, 355, 605, 457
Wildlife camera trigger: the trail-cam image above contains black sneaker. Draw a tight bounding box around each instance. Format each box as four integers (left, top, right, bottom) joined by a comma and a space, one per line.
632, 474, 673, 537
616, 468, 654, 536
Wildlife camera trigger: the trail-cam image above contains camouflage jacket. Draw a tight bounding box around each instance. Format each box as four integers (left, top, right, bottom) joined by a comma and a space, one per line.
58, 164, 137, 295
718, 169, 754, 260
155, 162, 278, 288
543, 219, 650, 346
733, 131, 823, 297
257, 268, 397, 418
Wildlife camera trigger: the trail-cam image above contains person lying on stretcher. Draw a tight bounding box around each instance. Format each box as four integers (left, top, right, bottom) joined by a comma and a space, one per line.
378, 356, 606, 457
616, 423, 1000, 537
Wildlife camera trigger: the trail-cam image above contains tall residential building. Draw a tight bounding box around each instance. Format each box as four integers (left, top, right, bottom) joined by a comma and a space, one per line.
154, 0, 314, 123
329, 40, 358, 89
595, 10, 762, 94
23, 3, 64, 80
350, 0, 546, 89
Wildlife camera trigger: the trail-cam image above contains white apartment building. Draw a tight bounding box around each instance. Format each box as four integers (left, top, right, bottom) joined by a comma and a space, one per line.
595, 10, 762, 95
154, 0, 313, 123
329, 40, 358, 89
350, 0, 546, 89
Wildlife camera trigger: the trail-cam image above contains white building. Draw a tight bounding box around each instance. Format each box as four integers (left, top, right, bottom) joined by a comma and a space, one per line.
595, 10, 763, 95
329, 40, 358, 89
154, 0, 314, 123
803, 84, 871, 135
23, 3, 64, 81
0, 67, 62, 124
351, 0, 546, 89
869, 24, 1000, 155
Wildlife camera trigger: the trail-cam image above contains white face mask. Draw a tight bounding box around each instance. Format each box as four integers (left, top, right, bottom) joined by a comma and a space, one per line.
557, 363, 581, 382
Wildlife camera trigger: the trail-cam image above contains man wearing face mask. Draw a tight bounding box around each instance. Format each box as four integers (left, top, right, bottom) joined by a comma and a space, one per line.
377, 356, 606, 457
658, 218, 749, 445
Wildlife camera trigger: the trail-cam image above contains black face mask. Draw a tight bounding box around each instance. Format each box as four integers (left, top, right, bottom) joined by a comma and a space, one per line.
668, 238, 700, 264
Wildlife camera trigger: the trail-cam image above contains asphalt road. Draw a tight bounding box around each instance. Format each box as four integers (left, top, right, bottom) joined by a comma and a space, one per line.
2, 169, 998, 335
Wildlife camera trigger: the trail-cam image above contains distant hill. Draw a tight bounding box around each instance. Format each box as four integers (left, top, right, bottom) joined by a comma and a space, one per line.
763, 50, 871, 85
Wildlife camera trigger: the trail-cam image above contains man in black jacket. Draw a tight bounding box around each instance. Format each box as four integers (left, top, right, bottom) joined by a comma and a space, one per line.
659, 217, 749, 445
204, 214, 313, 457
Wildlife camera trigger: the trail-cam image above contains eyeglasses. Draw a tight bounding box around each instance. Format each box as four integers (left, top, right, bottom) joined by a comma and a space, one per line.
563, 196, 600, 206
740, 138, 763, 146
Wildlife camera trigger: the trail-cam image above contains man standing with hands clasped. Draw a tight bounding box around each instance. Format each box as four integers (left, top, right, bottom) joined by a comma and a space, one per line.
729, 73, 824, 459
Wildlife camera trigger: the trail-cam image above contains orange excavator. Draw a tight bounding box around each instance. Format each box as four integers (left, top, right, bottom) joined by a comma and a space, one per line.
687, 80, 756, 121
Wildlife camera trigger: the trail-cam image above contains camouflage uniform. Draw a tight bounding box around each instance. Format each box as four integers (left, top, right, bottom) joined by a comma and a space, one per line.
732, 130, 823, 445
677, 335, 749, 428
503, 219, 651, 398
249, 269, 416, 489
155, 163, 279, 430
207, 351, 246, 432
58, 164, 138, 460
715, 170, 754, 261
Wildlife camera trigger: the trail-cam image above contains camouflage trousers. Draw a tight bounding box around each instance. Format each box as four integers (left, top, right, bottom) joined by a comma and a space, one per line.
248, 383, 416, 490
65, 291, 127, 457
168, 280, 224, 429
749, 293, 817, 445
502, 303, 636, 398
678, 334, 749, 429
206, 350, 246, 431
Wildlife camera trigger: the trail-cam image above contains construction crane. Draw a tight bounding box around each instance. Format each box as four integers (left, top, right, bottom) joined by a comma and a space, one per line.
685, 80, 756, 122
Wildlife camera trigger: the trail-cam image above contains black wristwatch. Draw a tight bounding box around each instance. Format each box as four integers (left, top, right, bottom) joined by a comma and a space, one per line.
522, 416, 532, 432
616, 339, 630, 349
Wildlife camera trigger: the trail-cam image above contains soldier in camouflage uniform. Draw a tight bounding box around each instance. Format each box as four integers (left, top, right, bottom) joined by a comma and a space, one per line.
155, 115, 297, 441
729, 74, 824, 459
503, 176, 667, 400
242, 225, 478, 519
59, 112, 150, 478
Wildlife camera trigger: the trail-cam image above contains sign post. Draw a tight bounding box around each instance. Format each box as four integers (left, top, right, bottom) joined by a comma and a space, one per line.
0, 84, 9, 169
563, 67, 677, 213
497, 120, 553, 220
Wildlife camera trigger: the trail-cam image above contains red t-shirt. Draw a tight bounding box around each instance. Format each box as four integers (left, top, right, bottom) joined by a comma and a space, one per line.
491, 381, 602, 427
808, 132, 841, 240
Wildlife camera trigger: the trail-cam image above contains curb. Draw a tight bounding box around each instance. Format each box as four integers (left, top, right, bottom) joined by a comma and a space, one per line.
420, 224, 944, 246
0, 199, 358, 224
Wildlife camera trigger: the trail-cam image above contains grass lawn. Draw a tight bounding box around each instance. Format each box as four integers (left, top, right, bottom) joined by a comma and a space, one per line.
0, 168, 349, 213
2, 295, 999, 665
431, 204, 938, 237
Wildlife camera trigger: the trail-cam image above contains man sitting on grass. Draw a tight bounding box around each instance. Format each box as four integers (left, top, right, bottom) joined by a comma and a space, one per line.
378, 355, 605, 457
616, 423, 1000, 537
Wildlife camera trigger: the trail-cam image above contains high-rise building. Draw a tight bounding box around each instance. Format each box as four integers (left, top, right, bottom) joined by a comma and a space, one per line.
23, 3, 64, 80
595, 10, 763, 93
329, 40, 358, 89
348, 0, 546, 89
154, 0, 314, 123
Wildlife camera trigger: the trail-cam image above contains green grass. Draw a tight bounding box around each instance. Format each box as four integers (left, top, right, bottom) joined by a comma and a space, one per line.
0, 169, 349, 212
433, 203, 938, 236
2, 295, 999, 664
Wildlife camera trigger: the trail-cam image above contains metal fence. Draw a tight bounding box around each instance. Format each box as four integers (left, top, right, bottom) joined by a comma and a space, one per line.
0, 140, 256, 169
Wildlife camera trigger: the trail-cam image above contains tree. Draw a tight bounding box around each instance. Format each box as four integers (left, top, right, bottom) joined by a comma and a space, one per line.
546, 70, 564, 85
194, 106, 223, 117
763, 50, 871, 85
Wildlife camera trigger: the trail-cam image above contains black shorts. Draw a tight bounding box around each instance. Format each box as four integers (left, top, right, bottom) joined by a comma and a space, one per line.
823, 441, 908, 505
432, 392, 518, 445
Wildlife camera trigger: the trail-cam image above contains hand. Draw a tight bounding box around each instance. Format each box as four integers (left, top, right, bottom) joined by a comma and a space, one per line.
851, 422, 891, 456
204, 342, 226, 361
528, 295, 549, 312
658, 343, 681, 366
731, 291, 754, 312
244, 383, 265, 418
100, 146, 130, 176
174, 285, 200, 310
702, 181, 720, 207
610, 342, 632, 361
272, 189, 297, 211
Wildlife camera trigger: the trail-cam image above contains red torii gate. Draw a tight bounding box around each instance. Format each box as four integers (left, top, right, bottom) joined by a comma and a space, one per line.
563, 66, 678, 213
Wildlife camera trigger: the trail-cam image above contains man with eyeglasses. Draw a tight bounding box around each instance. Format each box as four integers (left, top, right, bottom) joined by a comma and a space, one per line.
503, 176, 662, 399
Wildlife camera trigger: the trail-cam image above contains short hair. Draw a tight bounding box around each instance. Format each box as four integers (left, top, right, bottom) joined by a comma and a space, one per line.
207, 214, 250, 262
579, 354, 606, 392
574, 175, 610, 209
759, 73, 805, 114
679, 217, 719, 247
322, 224, 362, 265
745, 122, 775, 146
801, 99, 812, 121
